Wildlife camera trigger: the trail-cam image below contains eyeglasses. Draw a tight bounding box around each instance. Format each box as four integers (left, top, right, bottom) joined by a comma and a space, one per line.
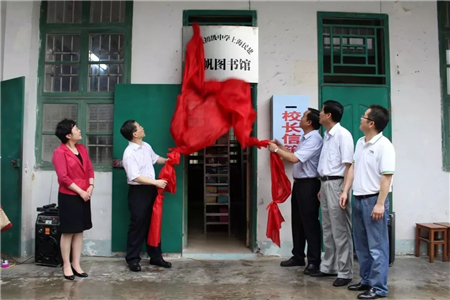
361, 115, 374, 122
133, 125, 144, 132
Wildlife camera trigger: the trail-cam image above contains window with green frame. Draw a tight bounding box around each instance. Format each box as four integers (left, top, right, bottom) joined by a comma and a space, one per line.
438, 1, 450, 171
37, 0, 132, 169
318, 14, 388, 85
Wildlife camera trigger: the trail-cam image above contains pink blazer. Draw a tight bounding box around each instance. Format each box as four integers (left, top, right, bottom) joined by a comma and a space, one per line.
52, 143, 94, 195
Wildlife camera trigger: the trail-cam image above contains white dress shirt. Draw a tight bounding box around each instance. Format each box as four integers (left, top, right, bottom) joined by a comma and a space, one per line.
317, 123, 354, 177
353, 132, 395, 196
293, 130, 323, 179
122, 141, 160, 185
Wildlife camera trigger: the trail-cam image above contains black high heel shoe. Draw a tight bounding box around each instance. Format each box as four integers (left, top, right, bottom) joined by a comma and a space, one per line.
63, 268, 75, 280
71, 266, 88, 277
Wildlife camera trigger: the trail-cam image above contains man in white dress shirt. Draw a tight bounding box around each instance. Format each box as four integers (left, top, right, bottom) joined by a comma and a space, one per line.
310, 100, 354, 288
341, 105, 395, 299
268, 108, 323, 275
120, 120, 170, 272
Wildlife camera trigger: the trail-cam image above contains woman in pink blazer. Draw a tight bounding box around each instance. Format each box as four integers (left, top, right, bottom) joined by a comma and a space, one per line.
52, 119, 94, 280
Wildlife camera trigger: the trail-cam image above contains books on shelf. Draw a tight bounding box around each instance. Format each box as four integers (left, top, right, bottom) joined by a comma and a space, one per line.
204, 132, 231, 234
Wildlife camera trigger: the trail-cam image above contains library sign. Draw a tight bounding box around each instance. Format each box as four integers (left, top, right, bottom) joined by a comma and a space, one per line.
182, 26, 259, 83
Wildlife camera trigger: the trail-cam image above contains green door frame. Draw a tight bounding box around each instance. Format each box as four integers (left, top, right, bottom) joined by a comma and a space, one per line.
317, 11, 392, 210
182, 9, 258, 250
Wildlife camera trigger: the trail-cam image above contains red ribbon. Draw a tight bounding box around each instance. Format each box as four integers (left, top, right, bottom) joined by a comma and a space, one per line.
147, 23, 291, 248
246, 140, 291, 247
147, 150, 180, 247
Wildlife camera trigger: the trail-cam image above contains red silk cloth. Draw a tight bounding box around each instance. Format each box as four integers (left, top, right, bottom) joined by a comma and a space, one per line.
148, 23, 291, 248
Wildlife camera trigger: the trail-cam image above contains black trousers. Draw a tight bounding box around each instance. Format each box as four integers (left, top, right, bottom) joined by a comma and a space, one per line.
126, 185, 162, 265
291, 178, 322, 265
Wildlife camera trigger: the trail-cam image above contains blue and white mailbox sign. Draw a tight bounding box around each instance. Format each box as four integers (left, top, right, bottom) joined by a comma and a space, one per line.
271, 95, 310, 152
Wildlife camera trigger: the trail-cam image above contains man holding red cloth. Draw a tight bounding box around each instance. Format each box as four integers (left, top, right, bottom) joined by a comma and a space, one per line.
120, 119, 172, 272
268, 108, 323, 274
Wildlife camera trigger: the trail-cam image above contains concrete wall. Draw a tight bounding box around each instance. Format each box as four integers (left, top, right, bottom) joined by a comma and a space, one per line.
383, 1, 449, 253
1, 1, 114, 257
2, 0, 40, 256
131, 1, 449, 256
2, 1, 448, 257
255, 1, 449, 254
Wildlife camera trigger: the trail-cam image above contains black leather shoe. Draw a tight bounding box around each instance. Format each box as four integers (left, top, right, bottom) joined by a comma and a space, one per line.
150, 257, 172, 268
309, 270, 337, 277
333, 278, 352, 287
72, 267, 88, 278
62, 268, 75, 280
348, 282, 371, 291
303, 264, 319, 275
63, 274, 75, 280
128, 263, 141, 272
357, 288, 386, 299
280, 257, 305, 267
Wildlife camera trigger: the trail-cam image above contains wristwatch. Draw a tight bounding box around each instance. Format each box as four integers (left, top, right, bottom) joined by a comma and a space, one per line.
274, 147, 279, 153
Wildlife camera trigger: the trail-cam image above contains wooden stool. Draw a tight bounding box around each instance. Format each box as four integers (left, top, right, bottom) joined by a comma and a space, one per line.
415, 223, 448, 262
434, 222, 450, 262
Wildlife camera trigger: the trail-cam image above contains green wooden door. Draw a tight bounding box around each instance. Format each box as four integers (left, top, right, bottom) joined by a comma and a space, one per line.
321, 86, 392, 213
317, 12, 391, 141
1, 77, 25, 256
322, 86, 391, 142
318, 12, 392, 211
112, 84, 183, 253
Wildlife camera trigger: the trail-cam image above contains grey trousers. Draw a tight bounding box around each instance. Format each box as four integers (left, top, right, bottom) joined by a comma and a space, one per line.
319, 179, 353, 279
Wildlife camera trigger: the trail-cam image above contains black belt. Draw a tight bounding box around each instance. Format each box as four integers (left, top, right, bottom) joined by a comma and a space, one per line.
354, 193, 379, 200
294, 178, 319, 182
319, 176, 344, 181
128, 184, 156, 190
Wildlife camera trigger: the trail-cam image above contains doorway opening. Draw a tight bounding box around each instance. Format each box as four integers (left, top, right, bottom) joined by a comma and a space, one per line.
184, 129, 252, 254
181, 10, 258, 255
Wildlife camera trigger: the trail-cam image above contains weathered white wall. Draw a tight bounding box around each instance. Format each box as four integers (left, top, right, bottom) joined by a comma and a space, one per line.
2, 1, 112, 256
252, 1, 386, 255
132, 1, 449, 255
3, 1, 448, 257
257, 0, 449, 255
32, 172, 113, 256
131, 1, 251, 83
3, 0, 40, 256
384, 1, 450, 253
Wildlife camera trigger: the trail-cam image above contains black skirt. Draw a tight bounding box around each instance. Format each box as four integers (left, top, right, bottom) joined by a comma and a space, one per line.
58, 192, 92, 233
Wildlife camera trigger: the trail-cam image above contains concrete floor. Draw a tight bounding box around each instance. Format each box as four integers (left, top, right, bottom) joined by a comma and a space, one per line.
184, 232, 250, 254
1, 256, 449, 300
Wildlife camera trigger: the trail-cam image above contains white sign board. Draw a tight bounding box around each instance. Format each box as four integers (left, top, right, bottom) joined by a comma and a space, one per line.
182, 26, 258, 83
271, 95, 310, 152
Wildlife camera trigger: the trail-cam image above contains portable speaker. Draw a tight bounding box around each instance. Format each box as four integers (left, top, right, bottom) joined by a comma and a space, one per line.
35, 205, 61, 267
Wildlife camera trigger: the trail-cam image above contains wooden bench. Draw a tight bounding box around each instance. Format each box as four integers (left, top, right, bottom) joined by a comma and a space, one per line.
434, 222, 450, 263
415, 223, 448, 262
